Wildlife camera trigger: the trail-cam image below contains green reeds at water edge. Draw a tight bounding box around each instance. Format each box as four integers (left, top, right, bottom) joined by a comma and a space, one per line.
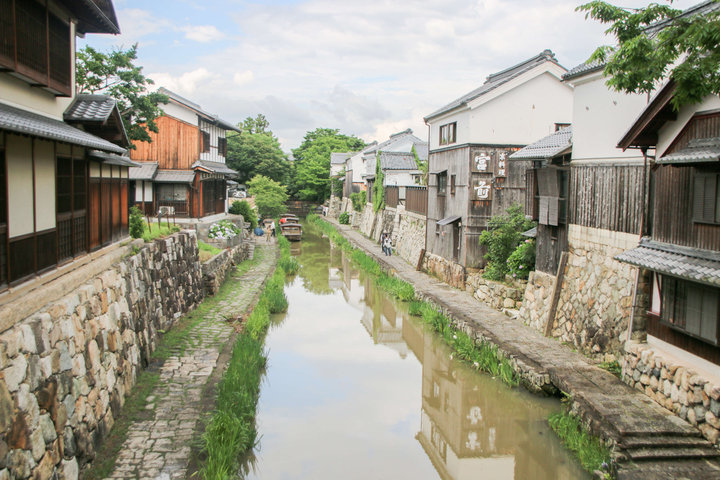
308, 214, 517, 387
201, 245, 296, 480
277, 235, 300, 275
548, 411, 613, 478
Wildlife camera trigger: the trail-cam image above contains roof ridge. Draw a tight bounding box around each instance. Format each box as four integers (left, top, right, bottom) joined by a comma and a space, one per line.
486, 49, 557, 83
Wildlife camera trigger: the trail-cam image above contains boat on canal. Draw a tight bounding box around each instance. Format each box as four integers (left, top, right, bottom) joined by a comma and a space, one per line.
280, 222, 302, 241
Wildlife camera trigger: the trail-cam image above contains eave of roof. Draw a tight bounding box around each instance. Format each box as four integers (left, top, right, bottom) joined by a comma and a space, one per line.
128, 162, 158, 180
617, 80, 677, 150
657, 137, 720, 164
561, 60, 605, 82
192, 160, 238, 176
154, 169, 195, 184
0, 102, 126, 154
158, 87, 240, 133
510, 127, 572, 159
62, 0, 121, 34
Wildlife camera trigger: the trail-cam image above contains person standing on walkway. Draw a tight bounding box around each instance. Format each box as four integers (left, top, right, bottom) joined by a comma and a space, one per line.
383, 234, 392, 256
270, 221, 276, 237
380, 232, 387, 255
265, 224, 272, 243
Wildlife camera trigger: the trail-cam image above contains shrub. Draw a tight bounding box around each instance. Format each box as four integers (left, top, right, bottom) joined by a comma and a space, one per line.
142, 223, 180, 243
478, 204, 535, 281
507, 239, 536, 280
209, 220, 241, 239
129, 206, 145, 239
229, 200, 257, 228
339, 212, 350, 224
277, 236, 299, 275
350, 192, 365, 212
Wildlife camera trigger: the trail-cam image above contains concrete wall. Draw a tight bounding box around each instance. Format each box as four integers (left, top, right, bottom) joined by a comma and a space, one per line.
0, 231, 209, 478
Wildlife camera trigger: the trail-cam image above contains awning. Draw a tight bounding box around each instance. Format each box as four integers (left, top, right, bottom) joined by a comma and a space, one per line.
154, 170, 196, 184
437, 215, 461, 226
191, 160, 238, 176
522, 226, 537, 238
615, 238, 720, 287
88, 150, 141, 167
657, 137, 720, 165
128, 162, 158, 180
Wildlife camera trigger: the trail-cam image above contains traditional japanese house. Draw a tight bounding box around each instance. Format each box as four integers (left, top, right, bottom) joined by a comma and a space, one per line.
0, 0, 131, 290
129, 88, 240, 218
617, 80, 720, 369
423, 50, 572, 279
343, 142, 377, 198
509, 126, 572, 275
330, 151, 352, 197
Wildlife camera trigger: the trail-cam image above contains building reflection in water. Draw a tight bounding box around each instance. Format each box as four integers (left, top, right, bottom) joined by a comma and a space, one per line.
332, 248, 586, 480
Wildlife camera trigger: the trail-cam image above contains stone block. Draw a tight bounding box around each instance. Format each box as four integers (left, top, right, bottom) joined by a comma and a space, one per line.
699, 423, 720, 446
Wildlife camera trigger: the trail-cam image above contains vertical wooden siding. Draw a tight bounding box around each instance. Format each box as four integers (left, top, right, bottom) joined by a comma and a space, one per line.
131, 116, 200, 170
663, 113, 720, 156
569, 164, 643, 234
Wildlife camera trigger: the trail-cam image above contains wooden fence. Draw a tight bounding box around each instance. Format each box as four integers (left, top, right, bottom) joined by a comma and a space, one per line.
385, 186, 399, 208
406, 186, 427, 215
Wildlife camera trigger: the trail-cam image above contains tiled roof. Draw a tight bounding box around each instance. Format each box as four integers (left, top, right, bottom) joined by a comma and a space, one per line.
379, 151, 419, 170
63, 0, 120, 34
425, 50, 561, 120
0, 102, 126, 154
615, 238, 720, 287
331, 152, 352, 164
562, 60, 605, 81
158, 88, 241, 133
510, 127, 572, 159
154, 170, 195, 184
128, 162, 158, 180
192, 160, 238, 176
64, 95, 116, 122
87, 150, 140, 167
658, 137, 720, 165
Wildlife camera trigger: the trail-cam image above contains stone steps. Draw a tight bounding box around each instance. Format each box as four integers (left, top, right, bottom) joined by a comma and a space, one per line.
619, 434, 713, 450
616, 459, 720, 480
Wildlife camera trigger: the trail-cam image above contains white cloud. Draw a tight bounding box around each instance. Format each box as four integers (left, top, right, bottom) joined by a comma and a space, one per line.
233, 70, 254, 86
149, 68, 216, 96
181, 25, 225, 43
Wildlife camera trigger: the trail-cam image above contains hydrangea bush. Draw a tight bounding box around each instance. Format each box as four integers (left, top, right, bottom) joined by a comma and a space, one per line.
209, 219, 241, 239
507, 239, 536, 280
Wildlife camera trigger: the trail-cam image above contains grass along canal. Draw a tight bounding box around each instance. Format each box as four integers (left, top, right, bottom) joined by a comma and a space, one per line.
235, 220, 589, 480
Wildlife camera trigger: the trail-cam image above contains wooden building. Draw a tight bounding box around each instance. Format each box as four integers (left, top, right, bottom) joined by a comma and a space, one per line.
423, 50, 572, 271
0, 0, 130, 290
509, 126, 572, 274
129, 88, 240, 218
617, 81, 720, 367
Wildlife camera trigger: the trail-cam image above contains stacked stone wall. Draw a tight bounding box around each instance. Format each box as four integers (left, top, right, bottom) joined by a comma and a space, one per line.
201, 242, 252, 296
393, 209, 426, 268
0, 231, 206, 479
465, 274, 525, 318
422, 252, 466, 289
518, 271, 556, 333
622, 342, 720, 446
551, 225, 640, 355
328, 196, 343, 219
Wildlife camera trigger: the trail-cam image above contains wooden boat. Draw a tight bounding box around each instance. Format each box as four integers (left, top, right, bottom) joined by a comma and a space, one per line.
280, 222, 302, 241
279, 214, 299, 224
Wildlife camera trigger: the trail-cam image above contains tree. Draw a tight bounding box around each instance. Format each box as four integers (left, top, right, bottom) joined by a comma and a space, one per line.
76, 44, 168, 145
226, 115, 290, 185
247, 174, 288, 218
291, 128, 365, 202
579, 0, 720, 108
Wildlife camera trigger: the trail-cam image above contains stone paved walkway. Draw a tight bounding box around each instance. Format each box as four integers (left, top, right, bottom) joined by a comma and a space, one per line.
327, 218, 720, 479
105, 242, 276, 480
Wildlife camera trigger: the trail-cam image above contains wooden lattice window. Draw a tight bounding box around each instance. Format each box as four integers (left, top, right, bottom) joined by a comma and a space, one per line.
693, 170, 720, 225
662, 277, 719, 345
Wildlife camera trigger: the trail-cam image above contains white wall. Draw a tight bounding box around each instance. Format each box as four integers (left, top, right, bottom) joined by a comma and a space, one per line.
34, 140, 56, 232
135, 180, 154, 202
349, 153, 365, 183
161, 101, 198, 126
656, 95, 720, 156
570, 72, 648, 162
428, 109, 471, 150
384, 171, 419, 187
7, 135, 35, 237
199, 120, 227, 163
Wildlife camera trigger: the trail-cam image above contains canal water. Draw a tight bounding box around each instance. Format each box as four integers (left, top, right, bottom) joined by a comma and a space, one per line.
244, 223, 588, 480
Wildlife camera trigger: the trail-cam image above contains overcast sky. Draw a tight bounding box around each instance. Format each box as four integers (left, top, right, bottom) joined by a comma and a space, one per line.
80, 0, 699, 151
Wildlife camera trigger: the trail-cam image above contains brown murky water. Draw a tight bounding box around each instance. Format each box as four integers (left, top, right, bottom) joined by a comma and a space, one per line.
244, 223, 588, 479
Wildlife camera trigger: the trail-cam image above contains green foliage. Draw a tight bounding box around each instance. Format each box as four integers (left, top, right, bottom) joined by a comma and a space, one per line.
198, 241, 222, 256
265, 269, 289, 314
247, 175, 288, 218
598, 359, 622, 377
331, 167, 345, 196
129, 206, 145, 239
507, 239, 536, 281
226, 115, 289, 185
478, 204, 535, 281
291, 128, 365, 202
277, 236, 300, 275
228, 200, 257, 228
338, 212, 350, 224
209, 220, 241, 239
350, 192, 365, 212
411, 145, 428, 185
141, 223, 180, 243
578, 1, 720, 109
76, 44, 168, 145
548, 411, 613, 475
372, 153, 385, 212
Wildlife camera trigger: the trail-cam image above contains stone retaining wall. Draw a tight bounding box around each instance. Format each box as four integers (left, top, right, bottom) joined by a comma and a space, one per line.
622, 342, 720, 446
0, 231, 206, 479
201, 242, 252, 296
393, 209, 426, 268
465, 274, 525, 318
422, 252, 466, 289
551, 225, 641, 355
518, 270, 556, 333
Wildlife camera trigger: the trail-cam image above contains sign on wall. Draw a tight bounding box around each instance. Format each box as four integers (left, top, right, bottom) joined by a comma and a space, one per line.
473, 152, 491, 172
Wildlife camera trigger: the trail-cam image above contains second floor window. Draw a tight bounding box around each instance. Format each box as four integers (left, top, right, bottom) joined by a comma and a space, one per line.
439, 123, 456, 145
218, 137, 227, 157
693, 170, 720, 225
437, 171, 447, 195
201, 131, 210, 153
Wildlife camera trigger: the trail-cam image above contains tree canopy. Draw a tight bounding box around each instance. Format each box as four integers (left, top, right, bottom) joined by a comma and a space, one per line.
76, 44, 168, 145
247, 174, 288, 218
226, 114, 290, 185
291, 128, 365, 202
579, 0, 720, 108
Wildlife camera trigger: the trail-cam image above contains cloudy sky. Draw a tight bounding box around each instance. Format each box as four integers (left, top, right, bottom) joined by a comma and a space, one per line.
80, 0, 698, 151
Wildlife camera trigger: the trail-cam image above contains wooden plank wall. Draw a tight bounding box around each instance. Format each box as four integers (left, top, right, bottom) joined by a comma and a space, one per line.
570, 164, 643, 234
131, 116, 200, 170
663, 113, 720, 156
653, 165, 720, 250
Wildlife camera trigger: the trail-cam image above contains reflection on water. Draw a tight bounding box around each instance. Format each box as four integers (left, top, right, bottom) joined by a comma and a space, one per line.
244, 228, 588, 479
